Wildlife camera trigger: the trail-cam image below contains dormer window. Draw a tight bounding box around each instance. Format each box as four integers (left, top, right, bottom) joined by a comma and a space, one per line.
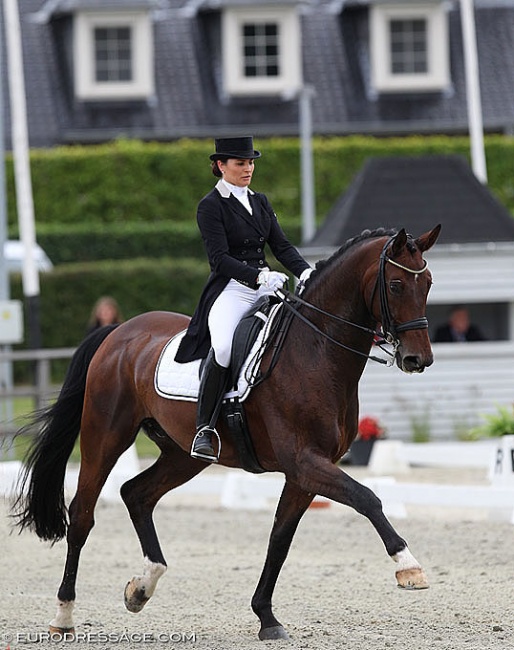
74, 11, 154, 101
94, 26, 132, 82
370, 2, 450, 94
222, 6, 302, 97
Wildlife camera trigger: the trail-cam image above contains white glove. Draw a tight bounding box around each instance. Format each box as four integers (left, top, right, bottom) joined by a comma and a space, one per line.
297, 267, 313, 294
299, 268, 313, 283
257, 270, 288, 292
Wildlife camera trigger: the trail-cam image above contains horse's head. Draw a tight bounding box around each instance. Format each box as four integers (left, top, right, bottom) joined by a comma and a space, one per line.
368, 225, 441, 373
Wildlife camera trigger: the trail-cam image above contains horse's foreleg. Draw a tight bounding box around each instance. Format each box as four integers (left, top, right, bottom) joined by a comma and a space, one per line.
251, 481, 314, 641
120, 445, 206, 614
296, 457, 428, 589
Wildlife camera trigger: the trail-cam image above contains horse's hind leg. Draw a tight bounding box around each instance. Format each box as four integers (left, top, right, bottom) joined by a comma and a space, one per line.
50, 455, 127, 636
120, 436, 206, 614
51, 417, 139, 636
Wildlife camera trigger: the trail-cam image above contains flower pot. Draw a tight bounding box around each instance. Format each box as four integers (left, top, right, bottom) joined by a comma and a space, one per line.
350, 438, 375, 466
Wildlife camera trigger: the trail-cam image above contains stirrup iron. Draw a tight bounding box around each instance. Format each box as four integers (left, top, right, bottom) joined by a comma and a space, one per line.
190, 427, 222, 463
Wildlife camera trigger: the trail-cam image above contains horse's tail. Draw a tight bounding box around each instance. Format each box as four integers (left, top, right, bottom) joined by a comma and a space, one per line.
12, 325, 118, 542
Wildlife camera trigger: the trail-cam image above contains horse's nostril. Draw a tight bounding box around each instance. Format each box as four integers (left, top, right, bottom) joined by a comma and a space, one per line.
403, 355, 422, 371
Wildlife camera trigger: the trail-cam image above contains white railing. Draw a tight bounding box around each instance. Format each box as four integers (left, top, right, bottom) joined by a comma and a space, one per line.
359, 341, 514, 440
0, 347, 76, 433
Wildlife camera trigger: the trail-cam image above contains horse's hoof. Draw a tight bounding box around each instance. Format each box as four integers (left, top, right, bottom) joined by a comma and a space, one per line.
124, 579, 150, 613
49, 625, 75, 640
396, 567, 429, 590
258, 625, 290, 641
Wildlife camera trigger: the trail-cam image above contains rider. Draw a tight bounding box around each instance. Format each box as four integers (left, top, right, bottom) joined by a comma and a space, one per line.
175, 136, 313, 463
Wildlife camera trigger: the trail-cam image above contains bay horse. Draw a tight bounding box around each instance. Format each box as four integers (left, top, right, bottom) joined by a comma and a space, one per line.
13, 225, 440, 641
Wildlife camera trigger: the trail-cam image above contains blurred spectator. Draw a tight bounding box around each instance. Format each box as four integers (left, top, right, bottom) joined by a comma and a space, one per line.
87, 296, 123, 334
433, 305, 485, 343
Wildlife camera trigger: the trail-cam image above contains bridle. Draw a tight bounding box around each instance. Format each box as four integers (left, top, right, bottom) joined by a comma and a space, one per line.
372, 234, 429, 341
276, 233, 430, 366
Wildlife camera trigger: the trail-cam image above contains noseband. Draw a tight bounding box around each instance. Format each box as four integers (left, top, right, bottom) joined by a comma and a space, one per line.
374, 234, 429, 342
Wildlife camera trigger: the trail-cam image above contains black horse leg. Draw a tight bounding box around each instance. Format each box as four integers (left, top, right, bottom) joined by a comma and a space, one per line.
251, 481, 314, 641
296, 456, 429, 589
120, 441, 206, 614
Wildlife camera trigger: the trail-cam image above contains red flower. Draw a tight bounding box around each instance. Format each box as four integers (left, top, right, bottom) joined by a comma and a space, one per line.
358, 416, 384, 441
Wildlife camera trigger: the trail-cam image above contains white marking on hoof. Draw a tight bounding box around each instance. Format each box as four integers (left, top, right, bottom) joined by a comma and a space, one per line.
393, 547, 429, 589
125, 557, 167, 613
49, 600, 75, 635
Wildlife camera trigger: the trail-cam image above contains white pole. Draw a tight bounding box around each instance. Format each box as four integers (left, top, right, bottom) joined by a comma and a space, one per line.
0, 5, 9, 302
3, 0, 41, 347
299, 85, 316, 244
0, 5, 15, 455
460, 0, 487, 184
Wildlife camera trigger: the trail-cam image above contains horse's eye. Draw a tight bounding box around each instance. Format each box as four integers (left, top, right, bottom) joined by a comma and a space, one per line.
389, 280, 402, 295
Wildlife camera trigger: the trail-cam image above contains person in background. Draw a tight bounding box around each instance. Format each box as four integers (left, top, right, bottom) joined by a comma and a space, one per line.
87, 296, 124, 334
175, 136, 313, 463
433, 305, 485, 343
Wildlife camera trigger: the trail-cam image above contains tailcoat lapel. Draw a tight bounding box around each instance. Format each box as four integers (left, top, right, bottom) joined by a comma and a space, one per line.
215, 180, 266, 237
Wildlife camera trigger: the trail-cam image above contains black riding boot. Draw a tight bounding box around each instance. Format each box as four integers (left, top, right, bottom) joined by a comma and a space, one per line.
191, 350, 228, 463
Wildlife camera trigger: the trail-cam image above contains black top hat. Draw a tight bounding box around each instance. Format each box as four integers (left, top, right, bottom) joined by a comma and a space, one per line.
209, 136, 261, 161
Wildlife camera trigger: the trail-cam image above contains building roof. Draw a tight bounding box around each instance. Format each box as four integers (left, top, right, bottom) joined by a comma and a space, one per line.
1, 0, 513, 147
307, 155, 514, 247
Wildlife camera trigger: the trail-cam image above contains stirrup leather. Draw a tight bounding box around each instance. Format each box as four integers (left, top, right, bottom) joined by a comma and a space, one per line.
190, 426, 221, 463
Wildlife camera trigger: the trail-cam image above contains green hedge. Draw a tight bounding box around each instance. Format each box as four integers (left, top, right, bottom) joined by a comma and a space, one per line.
30, 218, 302, 264
10, 257, 209, 381
11, 258, 210, 349
5, 135, 514, 232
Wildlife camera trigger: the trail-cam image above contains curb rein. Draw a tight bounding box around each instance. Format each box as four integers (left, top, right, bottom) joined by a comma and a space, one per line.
276, 234, 430, 367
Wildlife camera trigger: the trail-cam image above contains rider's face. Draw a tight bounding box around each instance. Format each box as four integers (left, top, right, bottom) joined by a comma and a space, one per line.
219, 158, 255, 187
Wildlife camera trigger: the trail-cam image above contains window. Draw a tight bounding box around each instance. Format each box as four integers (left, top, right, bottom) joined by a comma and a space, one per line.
243, 23, 280, 78
222, 7, 302, 97
94, 27, 132, 82
370, 3, 449, 93
390, 19, 427, 74
74, 12, 154, 100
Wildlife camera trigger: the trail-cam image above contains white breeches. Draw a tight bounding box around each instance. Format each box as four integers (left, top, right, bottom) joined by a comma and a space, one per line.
208, 279, 275, 367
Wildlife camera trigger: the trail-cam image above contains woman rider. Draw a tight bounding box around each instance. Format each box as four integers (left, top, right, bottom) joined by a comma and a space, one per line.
175, 136, 312, 462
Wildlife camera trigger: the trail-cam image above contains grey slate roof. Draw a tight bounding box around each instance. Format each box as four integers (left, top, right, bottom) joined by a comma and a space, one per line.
1, 0, 513, 147
307, 155, 514, 247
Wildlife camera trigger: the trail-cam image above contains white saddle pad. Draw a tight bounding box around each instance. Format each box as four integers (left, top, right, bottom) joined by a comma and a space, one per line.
154, 302, 282, 403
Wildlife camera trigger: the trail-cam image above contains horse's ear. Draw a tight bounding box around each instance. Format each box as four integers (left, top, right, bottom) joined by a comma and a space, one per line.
415, 224, 441, 252
390, 228, 407, 257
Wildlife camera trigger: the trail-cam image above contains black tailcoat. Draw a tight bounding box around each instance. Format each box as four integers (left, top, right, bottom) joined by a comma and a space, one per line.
175, 180, 310, 363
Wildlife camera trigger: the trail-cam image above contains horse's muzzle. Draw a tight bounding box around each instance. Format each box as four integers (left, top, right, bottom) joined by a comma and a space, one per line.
396, 351, 434, 374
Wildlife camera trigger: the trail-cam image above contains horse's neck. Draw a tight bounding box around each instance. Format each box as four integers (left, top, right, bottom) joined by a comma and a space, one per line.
299, 267, 375, 374
309, 262, 371, 331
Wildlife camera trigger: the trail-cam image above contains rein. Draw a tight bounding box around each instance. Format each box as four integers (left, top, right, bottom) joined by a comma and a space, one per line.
277, 290, 391, 365
276, 234, 430, 366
